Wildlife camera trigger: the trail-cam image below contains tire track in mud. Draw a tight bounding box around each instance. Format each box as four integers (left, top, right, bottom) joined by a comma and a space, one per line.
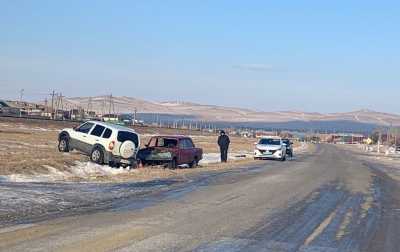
244, 177, 382, 252
362, 162, 400, 252
196, 178, 382, 252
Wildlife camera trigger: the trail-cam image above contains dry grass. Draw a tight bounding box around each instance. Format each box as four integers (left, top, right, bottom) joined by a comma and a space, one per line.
0, 123, 87, 175
0, 117, 255, 177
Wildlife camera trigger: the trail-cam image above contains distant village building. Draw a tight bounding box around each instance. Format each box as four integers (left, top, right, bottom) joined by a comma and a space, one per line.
102, 114, 119, 123
85, 111, 97, 120
70, 108, 86, 121
0, 100, 22, 115
255, 131, 278, 138
329, 133, 366, 144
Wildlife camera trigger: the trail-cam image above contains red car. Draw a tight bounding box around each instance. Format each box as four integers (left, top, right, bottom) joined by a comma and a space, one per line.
138, 136, 203, 168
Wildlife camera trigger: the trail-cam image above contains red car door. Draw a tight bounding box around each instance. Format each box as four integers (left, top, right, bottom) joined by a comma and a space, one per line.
179, 138, 196, 165
184, 138, 196, 162
177, 139, 188, 164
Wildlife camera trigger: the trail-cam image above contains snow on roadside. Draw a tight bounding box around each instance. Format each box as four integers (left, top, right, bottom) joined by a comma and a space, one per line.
199, 143, 309, 165
70, 162, 130, 177
0, 151, 251, 182
0, 144, 310, 183
199, 151, 251, 165
0, 162, 131, 183
294, 142, 308, 154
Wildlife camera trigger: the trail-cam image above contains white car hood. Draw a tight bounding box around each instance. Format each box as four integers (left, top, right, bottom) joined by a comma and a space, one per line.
256, 144, 282, 151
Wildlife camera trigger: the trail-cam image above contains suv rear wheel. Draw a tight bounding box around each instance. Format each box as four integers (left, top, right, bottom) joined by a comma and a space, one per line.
58, 137, 69, 152
91, 147, 104, 164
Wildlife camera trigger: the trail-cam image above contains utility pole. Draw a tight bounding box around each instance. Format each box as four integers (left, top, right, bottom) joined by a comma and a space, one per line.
54, 93, 60, 120
108, 94, 112, 115
102, 96, 106, 116
44, 98, 48, 115
58, 93, 64, 120
87, 97, 93, 117
133, 107, 137, 126
19, 89, 24, 117
50, 90, 55, 120
378, 130, 382, 153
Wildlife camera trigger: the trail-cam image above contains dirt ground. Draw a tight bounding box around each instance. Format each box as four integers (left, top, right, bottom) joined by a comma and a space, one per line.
0, 117, 256, 177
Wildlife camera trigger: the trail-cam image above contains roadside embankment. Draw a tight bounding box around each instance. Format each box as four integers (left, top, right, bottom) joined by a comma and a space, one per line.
335, 143, 400, 181
0, 118, 309, 182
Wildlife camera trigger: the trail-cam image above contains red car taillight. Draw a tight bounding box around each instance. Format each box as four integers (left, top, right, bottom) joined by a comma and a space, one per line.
109, 141, 115, 151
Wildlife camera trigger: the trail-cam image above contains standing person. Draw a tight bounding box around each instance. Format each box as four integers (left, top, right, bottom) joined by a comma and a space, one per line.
218, 130, 230, 162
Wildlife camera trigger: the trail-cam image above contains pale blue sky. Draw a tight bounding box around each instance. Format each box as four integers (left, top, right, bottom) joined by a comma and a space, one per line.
1, 1, 399, 113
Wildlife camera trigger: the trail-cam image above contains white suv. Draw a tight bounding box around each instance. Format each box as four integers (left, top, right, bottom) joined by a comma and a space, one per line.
254, 137, 287, 161
58, 121, 140, 168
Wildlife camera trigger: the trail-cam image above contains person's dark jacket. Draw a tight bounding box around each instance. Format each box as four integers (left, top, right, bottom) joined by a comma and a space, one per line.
218, 134, 230, 149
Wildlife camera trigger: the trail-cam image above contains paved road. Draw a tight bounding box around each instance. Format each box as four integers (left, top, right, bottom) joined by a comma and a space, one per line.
1, 145, 399, 252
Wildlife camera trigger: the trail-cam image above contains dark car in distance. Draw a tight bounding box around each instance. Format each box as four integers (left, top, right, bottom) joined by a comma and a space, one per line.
282, 139, 294, 158
137, 136, 203, 168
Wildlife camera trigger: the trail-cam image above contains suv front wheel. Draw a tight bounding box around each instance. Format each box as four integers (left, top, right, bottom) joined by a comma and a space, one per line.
91, 147, 104, 164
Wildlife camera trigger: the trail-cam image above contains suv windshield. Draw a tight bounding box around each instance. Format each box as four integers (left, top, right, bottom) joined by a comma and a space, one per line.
117, 131, 139, 146
76, 122, 94, 134
259, 139, 281, 145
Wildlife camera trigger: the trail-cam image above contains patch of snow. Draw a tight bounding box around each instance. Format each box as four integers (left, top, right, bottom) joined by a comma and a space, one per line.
294, 142, 308, 154
0, 161, 131, 183
199, 152, 250, 165
69, 161, 130, 177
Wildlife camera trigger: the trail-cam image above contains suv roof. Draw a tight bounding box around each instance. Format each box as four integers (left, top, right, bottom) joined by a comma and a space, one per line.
85, 121, 136, 133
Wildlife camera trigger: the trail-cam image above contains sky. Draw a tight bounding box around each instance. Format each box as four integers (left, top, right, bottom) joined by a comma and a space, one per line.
1, 1, 399, 114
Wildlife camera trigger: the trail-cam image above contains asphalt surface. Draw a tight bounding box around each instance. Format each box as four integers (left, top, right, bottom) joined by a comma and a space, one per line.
1, 144, 399, 252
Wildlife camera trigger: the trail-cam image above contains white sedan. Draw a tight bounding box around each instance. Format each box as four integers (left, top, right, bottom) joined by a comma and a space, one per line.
254, 137, 287, 161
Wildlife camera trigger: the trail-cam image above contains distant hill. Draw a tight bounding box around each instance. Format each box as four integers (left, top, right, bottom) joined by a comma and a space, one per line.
60, 96, 400, 127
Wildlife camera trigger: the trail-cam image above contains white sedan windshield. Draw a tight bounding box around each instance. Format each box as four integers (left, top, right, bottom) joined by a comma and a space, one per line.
259, 139, 281, 145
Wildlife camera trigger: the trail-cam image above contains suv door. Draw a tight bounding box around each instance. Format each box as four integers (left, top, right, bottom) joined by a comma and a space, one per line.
88, 124, 106, 148
72, 122, 95, 153
100, 127, 113, 152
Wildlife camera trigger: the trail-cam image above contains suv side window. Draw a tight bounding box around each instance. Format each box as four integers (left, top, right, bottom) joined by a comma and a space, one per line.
76, 122, 94, 134
102, 128, 112, 139
91, 125, 105, 137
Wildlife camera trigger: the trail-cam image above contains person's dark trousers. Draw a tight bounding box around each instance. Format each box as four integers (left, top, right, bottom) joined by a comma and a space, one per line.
220, 147, 228, 162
